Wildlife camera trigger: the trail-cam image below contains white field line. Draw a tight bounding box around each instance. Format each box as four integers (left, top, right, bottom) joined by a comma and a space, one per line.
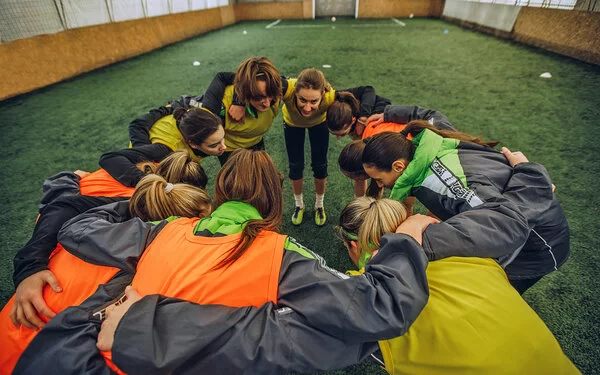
265, 19, 282, 29
391, 18, 406, 26
269, 24, 404, 29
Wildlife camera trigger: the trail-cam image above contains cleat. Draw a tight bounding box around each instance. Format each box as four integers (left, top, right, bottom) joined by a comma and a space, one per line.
315, 207, 327, 226
292, 206, 304, 225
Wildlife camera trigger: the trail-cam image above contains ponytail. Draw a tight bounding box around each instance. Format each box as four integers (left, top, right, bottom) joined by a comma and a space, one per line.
172, 107, 187, 122
338, 197, 408, 266
362, 132, 415, 171
155, 149, 208, 189
211, 149, 284, 270
129, 174, 211, 222
401, 120, 499, 148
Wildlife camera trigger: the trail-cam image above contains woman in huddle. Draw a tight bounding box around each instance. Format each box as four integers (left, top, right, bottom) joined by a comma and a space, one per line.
102, 104, 225, 188
336, 196, 578, 374
14, 149, 429, 374
208, 65, 388, 226
200, 56, 283, 165
337, 104, 455, 198
325, 88, 390, 139
1, 151, 211, 374
75, 147, 571, 375
362, 122, 569, 293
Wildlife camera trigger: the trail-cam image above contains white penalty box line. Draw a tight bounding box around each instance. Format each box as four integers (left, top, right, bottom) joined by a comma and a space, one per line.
266, 18, 406, 29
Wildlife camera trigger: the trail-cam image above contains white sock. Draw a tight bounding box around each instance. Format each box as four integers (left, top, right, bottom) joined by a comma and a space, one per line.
294, 194, 304, 209
315, 193, 325, 209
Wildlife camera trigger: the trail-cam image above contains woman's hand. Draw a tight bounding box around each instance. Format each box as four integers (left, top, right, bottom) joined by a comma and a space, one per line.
354, 116, 368, 136
228, 105, 245, 122
10, 270, 62, 329
502, 147, 556, 191
395, 214, 440, 245
73, 170, 91, 178
365, 113, 384, 128
97, 286, 143, 351
501, 147, 529, 167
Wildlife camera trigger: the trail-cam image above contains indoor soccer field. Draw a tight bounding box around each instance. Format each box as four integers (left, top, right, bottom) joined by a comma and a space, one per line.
1, 16, 599, 374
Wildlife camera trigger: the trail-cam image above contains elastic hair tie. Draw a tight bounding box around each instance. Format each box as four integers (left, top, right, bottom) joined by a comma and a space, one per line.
164, 183, 174, 194
369, 201, 376, 208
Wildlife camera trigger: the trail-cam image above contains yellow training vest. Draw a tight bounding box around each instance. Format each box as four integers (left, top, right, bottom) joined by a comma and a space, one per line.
378, 257, 580, 374
147, 115, 204, 163
222, 85, 279, 149
282, 78, 336, 128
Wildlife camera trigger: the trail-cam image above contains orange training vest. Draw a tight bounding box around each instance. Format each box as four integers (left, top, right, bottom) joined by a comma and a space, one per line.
362, 121, 412, 140
0, 168, 133, 374
0, 245, 120, 374
79, 169, 135, 197
102, 217, 286, 372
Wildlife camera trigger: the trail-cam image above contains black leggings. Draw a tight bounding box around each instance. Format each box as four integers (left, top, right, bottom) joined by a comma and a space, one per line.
284, 122, 329, 180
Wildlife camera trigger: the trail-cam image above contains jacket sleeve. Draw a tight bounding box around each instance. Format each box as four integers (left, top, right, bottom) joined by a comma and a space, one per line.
129, 105, 174, 147
421, 201, 529, 261
38, 171, 81, 211
201, 72, 236, 115
373, 95, 392, 114
277, 233, 428, 341
342, 86, 379, 117
110, 234, 429, 374
501, 162, 554, 227
383, 104, 455, 130
57, 201, 166, 272
13, 196, 124, 288
13, 271, 133, 375
98, 144, 172, 187
112, 297, 379, 375
168, 95, 203, 110
422, 161, 553, 261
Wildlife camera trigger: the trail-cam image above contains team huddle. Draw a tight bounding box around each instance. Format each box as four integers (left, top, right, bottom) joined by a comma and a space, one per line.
1, 56, 580, 374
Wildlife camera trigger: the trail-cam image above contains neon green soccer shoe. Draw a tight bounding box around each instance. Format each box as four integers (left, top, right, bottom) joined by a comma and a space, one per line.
292, 206, 305, 225
315, 207, 327, 226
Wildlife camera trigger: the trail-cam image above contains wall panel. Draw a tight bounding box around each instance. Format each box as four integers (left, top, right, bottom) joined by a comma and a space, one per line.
358, 0, 445, 18
443, 0, 520, 32
0, 8, 224, 101
234, 1, 305, 20
513, 7, 600, 65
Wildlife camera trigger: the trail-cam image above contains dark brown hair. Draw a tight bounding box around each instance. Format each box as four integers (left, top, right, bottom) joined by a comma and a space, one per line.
338, 141, 383, 198
363, 121, 499, 171
212, 149, 284, 269
339, 140, 367, 178
173, 107, 222, 147
234, 56, 282, 105
326, 91, 359, 131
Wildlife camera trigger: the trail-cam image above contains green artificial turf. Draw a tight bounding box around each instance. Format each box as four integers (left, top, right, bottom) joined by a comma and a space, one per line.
1, 17, 599, 374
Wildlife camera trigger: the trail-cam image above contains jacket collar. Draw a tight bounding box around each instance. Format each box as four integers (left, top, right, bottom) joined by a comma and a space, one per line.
389, 129, 443, 201
194, 201, 263, 235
